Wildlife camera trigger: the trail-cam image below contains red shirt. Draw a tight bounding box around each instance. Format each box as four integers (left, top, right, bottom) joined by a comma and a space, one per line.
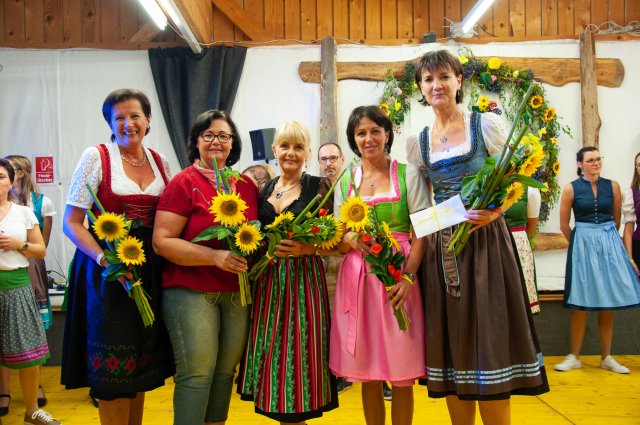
157, 165, 259, 292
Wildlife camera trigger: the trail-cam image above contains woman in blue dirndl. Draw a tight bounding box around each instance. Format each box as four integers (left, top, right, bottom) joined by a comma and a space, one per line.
556, 146, 640, 374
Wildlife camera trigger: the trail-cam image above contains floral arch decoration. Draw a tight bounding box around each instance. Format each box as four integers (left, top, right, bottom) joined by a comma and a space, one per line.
377, 50, 571, 225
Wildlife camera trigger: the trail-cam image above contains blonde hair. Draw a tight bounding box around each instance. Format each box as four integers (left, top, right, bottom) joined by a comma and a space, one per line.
4, 155, 39, 205
273, 121, 312, 162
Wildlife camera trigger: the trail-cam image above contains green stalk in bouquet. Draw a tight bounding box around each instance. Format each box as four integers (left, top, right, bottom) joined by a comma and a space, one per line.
448, 86, 546, 255
86, 184, 155, 327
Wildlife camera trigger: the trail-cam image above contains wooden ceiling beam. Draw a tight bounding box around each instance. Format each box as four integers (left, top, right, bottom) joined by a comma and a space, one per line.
171, 0, 214, 44
210, 0, 273, 41
128, 21, 162, 44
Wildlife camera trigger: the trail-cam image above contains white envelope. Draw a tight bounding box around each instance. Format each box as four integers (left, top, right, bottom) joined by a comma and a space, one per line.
410, 194, 468, 238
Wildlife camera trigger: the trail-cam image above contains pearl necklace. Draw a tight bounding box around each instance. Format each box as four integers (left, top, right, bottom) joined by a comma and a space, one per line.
121, 151, 147, 167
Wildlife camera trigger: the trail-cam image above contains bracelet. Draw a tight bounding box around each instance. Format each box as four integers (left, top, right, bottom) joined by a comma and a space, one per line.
95, 252, 105, 266
401, 273, 415, 285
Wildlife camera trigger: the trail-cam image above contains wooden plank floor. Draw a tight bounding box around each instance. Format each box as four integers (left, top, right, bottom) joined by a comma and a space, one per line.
2, 356, 639, 424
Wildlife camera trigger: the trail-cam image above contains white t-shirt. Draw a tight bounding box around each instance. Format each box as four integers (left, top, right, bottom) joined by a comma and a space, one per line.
0, 203, 39, 270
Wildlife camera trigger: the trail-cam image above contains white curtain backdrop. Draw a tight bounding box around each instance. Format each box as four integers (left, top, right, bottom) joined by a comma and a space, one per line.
1, 40, 639, 291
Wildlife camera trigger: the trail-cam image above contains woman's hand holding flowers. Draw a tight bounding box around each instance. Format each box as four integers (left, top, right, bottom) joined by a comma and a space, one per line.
274, 239, 316, 257
212, 250, 248, 273
466, 208, 502, 234
388, 278, 411, 310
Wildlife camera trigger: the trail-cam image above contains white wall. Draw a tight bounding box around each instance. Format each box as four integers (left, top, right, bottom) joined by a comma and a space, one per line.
1, 40, 639, 289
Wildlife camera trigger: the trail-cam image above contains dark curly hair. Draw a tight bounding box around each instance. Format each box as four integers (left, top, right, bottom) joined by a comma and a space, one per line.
102, 89, 152, 142
187, 110, 242, 166
346, 106, 394, 158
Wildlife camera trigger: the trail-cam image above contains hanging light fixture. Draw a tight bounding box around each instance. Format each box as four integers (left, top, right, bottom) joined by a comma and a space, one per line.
460, 0, 497, 34
137, 0, 167, 30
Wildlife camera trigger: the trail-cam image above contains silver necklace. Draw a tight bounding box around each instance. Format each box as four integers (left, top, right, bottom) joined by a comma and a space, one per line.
435, 111, 461, 144
274, 178, 301, 199
121, 151, 147, 167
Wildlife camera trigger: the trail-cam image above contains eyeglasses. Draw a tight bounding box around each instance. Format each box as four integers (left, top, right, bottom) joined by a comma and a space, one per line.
319, 155, 341, 165
582, 157, 603, 164
200, 132, 232, 144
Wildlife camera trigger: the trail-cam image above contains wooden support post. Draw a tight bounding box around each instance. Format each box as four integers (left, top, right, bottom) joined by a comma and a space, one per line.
579, 31, 601, 148
319, 36, 338, 146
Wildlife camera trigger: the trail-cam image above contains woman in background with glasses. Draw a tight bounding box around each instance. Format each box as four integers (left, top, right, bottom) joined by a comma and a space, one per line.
556, 146, 640, 374
622, 152, 640, 273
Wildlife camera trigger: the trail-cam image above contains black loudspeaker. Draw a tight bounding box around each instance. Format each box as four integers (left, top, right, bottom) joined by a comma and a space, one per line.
249, 128, 276, 161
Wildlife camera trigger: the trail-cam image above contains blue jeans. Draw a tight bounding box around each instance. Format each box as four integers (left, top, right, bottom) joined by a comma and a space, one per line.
162, 287, 249, 424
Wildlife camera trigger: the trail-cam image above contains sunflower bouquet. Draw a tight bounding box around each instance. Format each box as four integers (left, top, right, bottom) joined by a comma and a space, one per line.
86, 184, 154, 327
339, 173, 410, 331
448, 85, 547, 255
191, 162, 263, 306
248, 172, 346, 281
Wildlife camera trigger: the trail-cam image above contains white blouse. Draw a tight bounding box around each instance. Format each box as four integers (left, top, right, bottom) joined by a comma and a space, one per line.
526, 187, 542, 219
0, 203, 39, 270
67, 142, 172, 209
26, 194, 56, 218
622, 188, 637, 224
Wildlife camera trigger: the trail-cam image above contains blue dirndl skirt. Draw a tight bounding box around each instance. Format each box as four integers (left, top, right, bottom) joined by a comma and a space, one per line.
565, 221, 640, 310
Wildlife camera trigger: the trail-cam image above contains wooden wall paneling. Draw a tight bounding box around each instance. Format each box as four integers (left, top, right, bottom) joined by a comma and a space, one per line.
100, 0, 119, 42
5, 0, 26, 42
365, 0, 381, 39
233, 0, 244, 42
24, 0, 44, 43
509, 0, 526, 36
608, 0, 625, 25
317, 0, 333, 39
0, 0, 5, 42
243, 0, 264, 41
477, 0, 494, 35
213, 6, 236, 41
493, 0, 511, 36
264, 0, 284, 38
62, 0, 81, 43
430, 0, 446, 38
413, 0, 429, 39
557, 0, 574, 35
589, 0, 608, 28
574, 0, 590, 34
627, 0, 640, 23
332, 0, 349, 39
444, 0, 461, 36
380, 0, 397, 38
44, 0, 64, 42
82, 0, 100, 42
301, 0, 316, 40
526, 0, 542, 36
284, 0, 301, 39
349, 0, 365, 40
119, 0, 138, 42
397, 0, 413, 39
541, 0, 558, 36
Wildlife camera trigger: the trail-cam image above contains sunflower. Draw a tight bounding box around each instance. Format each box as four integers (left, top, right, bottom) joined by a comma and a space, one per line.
339, 197, 370, 230
477, 95, 490, 111
519, 152, 545, 177
379, 103, 390, 116
538, 127, 547, 137
553, 161, 561, 175
488, 57, 501, 70
381, 221, 400, 251
92, 212, 128, 242
235, 222, 263, 254
319, 216, 344, 250
544, 107, 556, 121
501, 183, 525, 211
209, 193, 248, 227
529, 95, 543, 109
265, 211, 295, 230
117, 236, 146, 266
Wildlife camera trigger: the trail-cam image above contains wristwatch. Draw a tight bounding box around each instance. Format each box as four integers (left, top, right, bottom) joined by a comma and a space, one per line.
404, 272, 416, 282
18, 241, 29, 252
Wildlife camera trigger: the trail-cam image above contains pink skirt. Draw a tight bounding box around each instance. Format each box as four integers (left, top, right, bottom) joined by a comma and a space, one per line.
329, 232, 425, 385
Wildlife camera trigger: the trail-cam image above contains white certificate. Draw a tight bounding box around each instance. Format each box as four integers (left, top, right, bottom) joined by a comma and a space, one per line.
410, 195, 468, 238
